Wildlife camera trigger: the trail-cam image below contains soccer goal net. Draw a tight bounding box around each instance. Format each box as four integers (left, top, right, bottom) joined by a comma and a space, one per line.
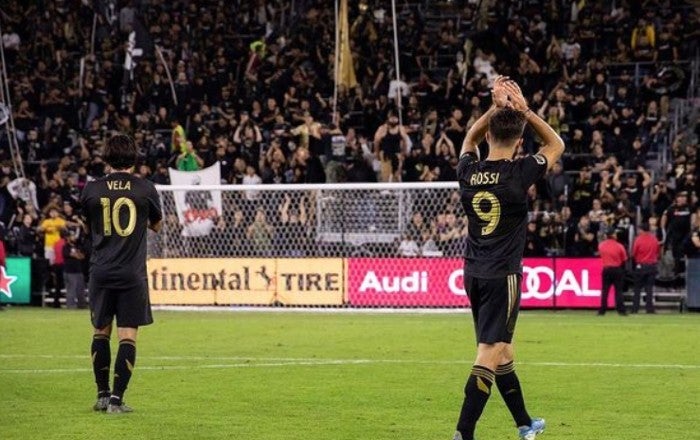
152, 182, 463, 260
150, 182, 604, 309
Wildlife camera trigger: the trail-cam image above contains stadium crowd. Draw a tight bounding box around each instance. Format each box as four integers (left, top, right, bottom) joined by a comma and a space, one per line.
0, 0, 698, 302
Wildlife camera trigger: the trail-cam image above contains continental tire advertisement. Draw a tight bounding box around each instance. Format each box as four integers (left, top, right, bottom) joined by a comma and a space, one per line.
147, 258, 345, 305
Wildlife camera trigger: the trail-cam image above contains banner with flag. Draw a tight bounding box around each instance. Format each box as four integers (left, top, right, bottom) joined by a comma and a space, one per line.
337, 0, 357, 88
168, 163, 222, 237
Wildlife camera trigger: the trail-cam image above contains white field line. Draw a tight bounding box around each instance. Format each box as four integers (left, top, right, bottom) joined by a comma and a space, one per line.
0, 355, 698, 373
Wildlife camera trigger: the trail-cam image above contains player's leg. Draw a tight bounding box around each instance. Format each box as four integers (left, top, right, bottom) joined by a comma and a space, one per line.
89, 282, 116, 411
107, 282, 154, 413
497, 344, 545, 439
455, 276, 509, 440
92, 324, 112, 411
108, 326, 138, 413
496, 344, 531, 427
455, 342, 504, 440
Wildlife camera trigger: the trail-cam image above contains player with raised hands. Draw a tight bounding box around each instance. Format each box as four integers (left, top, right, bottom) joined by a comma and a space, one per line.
452, 77, 564, 440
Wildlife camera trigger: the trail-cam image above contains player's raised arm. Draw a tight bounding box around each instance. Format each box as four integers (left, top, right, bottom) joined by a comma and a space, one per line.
460, 76, 510, 159
503, 81, 565, 170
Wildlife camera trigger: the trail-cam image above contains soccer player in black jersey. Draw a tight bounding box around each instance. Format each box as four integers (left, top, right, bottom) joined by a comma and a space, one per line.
452, 78, 564, 440
80, 134, 162, 413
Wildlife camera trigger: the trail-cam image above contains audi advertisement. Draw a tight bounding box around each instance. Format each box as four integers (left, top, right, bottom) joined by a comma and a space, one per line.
346, 258, 616, 309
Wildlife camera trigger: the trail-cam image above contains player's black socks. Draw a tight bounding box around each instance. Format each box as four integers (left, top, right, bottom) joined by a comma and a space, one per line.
110, 339, 136, 405
455, 365, 494, 440
91, 335, 111, 395
496, 361, 532, 427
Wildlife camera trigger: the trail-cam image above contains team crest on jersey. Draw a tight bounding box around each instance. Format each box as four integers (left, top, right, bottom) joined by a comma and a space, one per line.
533, 154, 547, 165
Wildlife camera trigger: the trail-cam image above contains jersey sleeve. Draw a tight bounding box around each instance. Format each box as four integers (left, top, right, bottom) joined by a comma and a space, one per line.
147, 183, 163, 225
456, 152, 479, 180
515, 154, 548, 190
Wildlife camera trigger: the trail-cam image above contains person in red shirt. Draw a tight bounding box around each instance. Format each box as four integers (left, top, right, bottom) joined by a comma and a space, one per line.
631, 221, 660, 313
597, 226, 628, 315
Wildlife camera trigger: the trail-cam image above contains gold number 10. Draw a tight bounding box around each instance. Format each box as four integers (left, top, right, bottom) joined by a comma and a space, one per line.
100, 197, 137, 237
472, 191, 501, 235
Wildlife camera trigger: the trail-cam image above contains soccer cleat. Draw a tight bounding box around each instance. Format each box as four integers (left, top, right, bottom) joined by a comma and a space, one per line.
518, 418, 545, 440
106, 403, 133, 414
92, 396, 110, 412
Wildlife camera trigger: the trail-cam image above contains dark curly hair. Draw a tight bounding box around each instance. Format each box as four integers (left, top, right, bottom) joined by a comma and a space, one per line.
488, 108, 527, 145
104, 134, 137, 170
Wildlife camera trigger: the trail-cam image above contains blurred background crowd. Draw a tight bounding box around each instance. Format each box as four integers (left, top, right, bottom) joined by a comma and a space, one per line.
0, 0, 698, 302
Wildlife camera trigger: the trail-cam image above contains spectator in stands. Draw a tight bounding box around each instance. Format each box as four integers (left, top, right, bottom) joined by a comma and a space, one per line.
374, 112, 411, 182
687, 208, 700, 258
171, 118, 187, 154
176, 141, 204, 171
62, 231, 87, 309
571, 166, 596, 218
38, 207, 66, 265
420, 228, 440, 256
279, 194, 309, 257
524, 220, 546, 257
568, 214, 599, 257
397, 232, 420, 257
546, 161, 569, 209
48, 229, 67, 309
661, 191, 692, 276
247, 207, 274, 257
406, 211, 425, 242
13, 213, 39, 258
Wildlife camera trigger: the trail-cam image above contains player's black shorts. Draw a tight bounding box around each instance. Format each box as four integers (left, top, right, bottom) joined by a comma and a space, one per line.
89, 278, 153, 329
465, 272, 521, 344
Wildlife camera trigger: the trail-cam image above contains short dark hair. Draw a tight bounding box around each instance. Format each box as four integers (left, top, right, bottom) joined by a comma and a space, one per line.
104, 134, 137, 170
488, 108, 526, 145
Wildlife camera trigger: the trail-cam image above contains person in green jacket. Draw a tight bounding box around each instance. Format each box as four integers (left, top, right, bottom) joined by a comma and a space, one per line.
176, 141, 204, 171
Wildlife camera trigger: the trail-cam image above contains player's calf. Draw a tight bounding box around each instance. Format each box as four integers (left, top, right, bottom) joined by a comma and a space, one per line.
91, 333, 111, 411
109, 337, 137, 408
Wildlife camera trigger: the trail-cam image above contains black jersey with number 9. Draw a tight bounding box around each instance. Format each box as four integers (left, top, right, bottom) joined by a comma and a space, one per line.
457, 153, 548, 278
80, 172, 162, 289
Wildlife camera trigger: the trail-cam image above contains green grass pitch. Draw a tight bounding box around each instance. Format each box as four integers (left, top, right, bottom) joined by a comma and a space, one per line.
1, 308, 698, 439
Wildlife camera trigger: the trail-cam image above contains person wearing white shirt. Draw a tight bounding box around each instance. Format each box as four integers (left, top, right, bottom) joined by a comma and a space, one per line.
388, 75, 411, 102
7, 177, 39, 211
242, 165, 262, 201
398, 233, 420, 257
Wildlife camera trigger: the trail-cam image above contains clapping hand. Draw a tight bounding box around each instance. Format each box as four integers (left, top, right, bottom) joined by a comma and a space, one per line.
501, 80, 529, 113
491, 76, 511, 108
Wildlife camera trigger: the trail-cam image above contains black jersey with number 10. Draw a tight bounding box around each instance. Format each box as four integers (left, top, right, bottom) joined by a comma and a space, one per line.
457, 153, 548, 278
79, 172, 162, 289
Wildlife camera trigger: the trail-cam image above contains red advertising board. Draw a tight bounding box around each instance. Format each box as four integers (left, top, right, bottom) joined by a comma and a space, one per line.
346, 258, 615, 309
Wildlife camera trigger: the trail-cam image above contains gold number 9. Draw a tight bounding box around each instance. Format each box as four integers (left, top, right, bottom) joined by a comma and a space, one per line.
472, 191, 501, 235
